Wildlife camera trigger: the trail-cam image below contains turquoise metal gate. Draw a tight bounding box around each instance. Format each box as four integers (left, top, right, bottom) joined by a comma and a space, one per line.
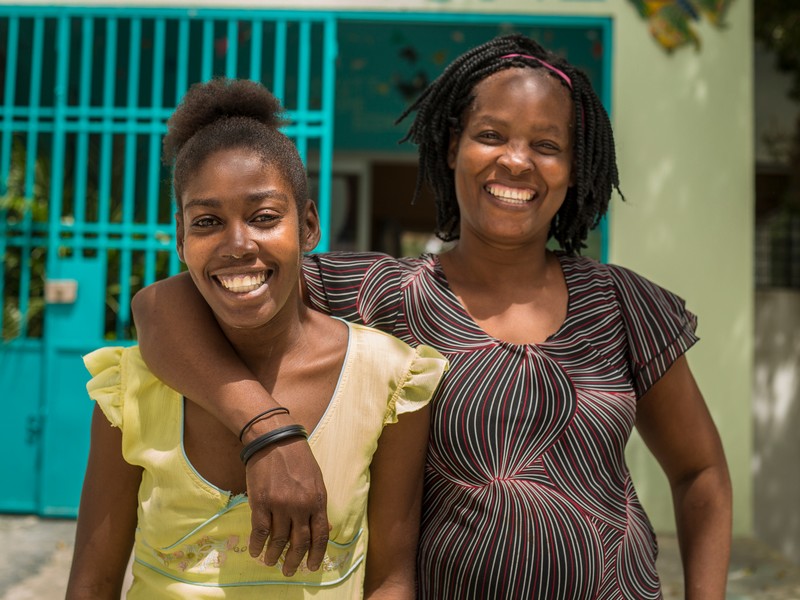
0, 7, 337, 516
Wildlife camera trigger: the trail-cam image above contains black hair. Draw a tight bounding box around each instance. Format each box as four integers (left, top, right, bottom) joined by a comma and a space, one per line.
162, 77, 308, 212
397, 33, 623, 255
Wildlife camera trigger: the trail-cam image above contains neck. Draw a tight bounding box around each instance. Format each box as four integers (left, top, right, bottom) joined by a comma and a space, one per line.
219, 299, 312, 380
441, 235, 552, 286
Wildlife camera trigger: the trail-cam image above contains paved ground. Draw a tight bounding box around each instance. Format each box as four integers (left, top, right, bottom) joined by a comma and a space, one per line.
1, 514, 799, 599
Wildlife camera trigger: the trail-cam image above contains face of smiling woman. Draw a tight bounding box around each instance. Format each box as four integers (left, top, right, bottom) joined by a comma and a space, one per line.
448, 67, 574, 250
176, 147, 318, 334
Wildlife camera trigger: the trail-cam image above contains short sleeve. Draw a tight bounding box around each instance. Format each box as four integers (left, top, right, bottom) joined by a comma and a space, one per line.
384, 344, 448, 426
608, 265, 699, 398
303, 252, 403, 335
84, 346, 126, 428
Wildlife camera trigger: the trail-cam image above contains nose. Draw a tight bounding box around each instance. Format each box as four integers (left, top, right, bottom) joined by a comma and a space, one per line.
497, 142, 534, 175
221, 221, 257, 260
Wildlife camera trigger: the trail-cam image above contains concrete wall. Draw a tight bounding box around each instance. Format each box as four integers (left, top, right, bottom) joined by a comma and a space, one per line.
754, 290, 800, 563
10, 0, 755, 537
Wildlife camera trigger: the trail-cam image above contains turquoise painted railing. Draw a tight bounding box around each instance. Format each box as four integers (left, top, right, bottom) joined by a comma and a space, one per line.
0, 7, 338, 342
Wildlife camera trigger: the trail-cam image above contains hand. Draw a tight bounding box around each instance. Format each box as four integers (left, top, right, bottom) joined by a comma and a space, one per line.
245, 437, 329, 576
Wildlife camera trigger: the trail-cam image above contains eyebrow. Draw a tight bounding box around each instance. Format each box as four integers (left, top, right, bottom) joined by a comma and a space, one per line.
472, 114, 567, 135
183, 190, 290, 211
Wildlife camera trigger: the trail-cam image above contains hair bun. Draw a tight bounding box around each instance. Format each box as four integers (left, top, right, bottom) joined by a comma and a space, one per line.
163, 77, 285, 164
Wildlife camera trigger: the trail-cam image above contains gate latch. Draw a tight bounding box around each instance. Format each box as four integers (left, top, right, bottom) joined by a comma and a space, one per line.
44, 279, 78, 304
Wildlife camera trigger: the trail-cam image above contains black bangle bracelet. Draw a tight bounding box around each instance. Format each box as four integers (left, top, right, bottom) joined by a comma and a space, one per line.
240, 424, 308, 465
238, 407, 291, 442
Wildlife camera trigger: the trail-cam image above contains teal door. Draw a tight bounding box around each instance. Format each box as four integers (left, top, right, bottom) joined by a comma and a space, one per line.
0, 7, 337, 516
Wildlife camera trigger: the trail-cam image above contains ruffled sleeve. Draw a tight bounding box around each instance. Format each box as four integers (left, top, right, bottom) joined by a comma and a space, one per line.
303, 252, 403, 336
384, 344, 448, 425
83, 346, 126, 429
608, 264, 699, 399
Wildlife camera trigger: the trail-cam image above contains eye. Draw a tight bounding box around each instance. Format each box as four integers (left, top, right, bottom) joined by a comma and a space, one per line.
477, 130, 503, 143
535, 141, 562, 154
251, 211, 281, 226
191, 216, 220, 228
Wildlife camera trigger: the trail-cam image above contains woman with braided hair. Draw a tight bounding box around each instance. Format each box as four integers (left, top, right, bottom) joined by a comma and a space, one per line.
132, 34, 732, 598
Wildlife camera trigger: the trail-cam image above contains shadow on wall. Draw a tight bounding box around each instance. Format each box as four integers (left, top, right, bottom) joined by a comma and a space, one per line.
754, 289, 800, 565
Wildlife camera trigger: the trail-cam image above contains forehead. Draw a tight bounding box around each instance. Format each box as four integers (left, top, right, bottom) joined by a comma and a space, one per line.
182, 148, 293, 201
467, 67, 573, 125
191, 148, 285, 183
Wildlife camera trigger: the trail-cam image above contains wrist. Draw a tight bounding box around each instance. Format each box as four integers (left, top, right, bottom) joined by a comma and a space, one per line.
241, 411, 296, 444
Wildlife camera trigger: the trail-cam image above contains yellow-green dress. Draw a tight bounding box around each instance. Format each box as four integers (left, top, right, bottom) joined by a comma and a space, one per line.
84, 321, 447, 599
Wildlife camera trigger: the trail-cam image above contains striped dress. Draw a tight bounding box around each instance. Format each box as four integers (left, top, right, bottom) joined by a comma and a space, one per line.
303, 251, 698, 600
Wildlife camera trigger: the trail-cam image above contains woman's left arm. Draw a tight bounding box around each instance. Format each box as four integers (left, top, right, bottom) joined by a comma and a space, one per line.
635, 354, 732, 600
364, 405, 431, 599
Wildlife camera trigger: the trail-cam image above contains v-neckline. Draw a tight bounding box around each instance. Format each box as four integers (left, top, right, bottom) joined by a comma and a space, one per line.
427, 252, 573, 348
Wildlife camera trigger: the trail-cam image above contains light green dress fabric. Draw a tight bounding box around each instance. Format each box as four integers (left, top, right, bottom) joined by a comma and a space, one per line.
84, 321, 447, 599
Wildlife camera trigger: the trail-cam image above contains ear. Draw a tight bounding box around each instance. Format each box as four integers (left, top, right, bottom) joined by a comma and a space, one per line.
175, 212, 186, 263
301, 200, 321, 253
447, 128, 460, 170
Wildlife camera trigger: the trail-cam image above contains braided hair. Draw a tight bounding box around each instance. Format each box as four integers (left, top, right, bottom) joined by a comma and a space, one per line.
397, 33, 622, 255
163, 77, 308, 213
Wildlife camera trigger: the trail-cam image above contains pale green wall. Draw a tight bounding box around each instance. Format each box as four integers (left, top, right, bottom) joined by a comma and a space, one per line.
30, 0, 754, 536
607, 0, 754, 537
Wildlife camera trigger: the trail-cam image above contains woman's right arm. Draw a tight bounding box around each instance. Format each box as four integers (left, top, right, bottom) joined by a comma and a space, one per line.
130, 274, 330, 571
66, 406, 140, 600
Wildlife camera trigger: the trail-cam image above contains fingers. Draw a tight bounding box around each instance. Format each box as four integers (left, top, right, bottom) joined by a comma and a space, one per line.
306, 506, 331, 572
262, 516, 327, 576
248, 513, 272, 560
280, 521, 311, 576
243, 439, 330, 574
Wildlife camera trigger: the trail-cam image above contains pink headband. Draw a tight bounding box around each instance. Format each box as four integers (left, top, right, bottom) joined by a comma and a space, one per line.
501, 53, 572, 89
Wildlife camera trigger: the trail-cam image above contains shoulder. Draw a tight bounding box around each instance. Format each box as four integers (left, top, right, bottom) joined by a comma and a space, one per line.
560, 253, 680, 301
84, 345, 174, 431
345, 322, 447, 422
347, 322, 446, 373
347, 321, 424, 358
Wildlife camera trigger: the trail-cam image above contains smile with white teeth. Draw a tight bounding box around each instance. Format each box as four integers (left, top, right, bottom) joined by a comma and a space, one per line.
216, 272, 267, 293
486, 184, 535, 204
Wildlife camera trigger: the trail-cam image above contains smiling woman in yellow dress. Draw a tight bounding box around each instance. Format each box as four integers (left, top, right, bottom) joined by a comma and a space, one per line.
65, 78, 447, 600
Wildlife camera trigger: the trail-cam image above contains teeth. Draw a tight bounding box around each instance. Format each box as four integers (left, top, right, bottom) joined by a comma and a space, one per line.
486, 184, 534, 204
217, 272, 266, 293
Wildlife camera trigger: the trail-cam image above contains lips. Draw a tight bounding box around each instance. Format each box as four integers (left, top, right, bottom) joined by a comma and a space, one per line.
214, 271, 267, 293
485, 183, 535, 204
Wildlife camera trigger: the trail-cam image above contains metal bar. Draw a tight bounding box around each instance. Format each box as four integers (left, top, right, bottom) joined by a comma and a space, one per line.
201, 19, 213, 82
0, 16, 18, 185
0, 7, 334, 19
97, 15, 117, 296
315, 17, 337, 253
18, 16, 47, 339
600, 19, 613, 264
225, 19, 237, 78
145, 17, 165, 285
175, 17, 189, 102
272, 20, 286, 103
0, 15, 20, 338
294, 20, 310, 162
118, 17, 142, 338
0, 6, 609, 29
73, 16, 94, 255
4, 105, 327, 123
249, 19, 262, 81
47, 14, 70, 271
169, 17, 191, 278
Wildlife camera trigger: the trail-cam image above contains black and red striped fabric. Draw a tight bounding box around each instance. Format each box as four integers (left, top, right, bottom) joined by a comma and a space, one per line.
304, 251, 698, 599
